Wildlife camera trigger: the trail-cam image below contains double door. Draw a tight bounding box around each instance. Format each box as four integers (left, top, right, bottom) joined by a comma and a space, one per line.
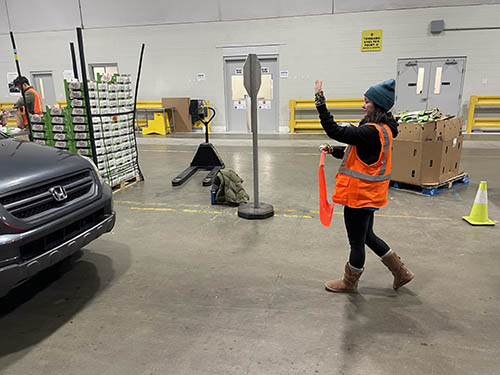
395, 57, 466, 116
224, 57, 279, 133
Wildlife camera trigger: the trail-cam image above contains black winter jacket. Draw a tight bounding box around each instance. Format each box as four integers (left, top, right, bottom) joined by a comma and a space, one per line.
316, 104, 399, 165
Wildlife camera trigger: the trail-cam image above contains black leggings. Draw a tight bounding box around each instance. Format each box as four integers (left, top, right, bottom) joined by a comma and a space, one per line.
343, 206, 390, 269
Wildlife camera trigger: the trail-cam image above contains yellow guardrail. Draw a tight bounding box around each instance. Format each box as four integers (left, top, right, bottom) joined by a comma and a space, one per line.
136, 100, 162, 108
1, 99, 210, 132
466, 96, 500, 133
289, 98, 364, 133
2, 100, 164, 109
1, 100, 164, 128
0, 102, 14, 110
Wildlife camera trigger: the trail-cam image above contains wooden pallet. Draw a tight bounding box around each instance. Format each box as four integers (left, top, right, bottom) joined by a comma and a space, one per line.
111, 174, 142, 193
390, 172, 469, 196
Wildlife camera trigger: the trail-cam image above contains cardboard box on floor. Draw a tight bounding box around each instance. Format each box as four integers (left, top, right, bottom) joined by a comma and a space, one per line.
391, 135, 463, 185
161, 98, 191, 132
397, 117, 463, 142
391, 115, 464, 185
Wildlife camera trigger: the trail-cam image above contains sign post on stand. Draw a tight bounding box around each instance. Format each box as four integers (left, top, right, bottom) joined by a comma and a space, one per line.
238, 54, 274, 220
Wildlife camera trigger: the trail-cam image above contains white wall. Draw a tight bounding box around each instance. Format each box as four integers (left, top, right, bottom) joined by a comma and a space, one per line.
4, 0, 498, 32
6, 0, 81, 33
217, 0, 333, 21
1, 4, 499, 131
80, 0, 334, 27
0, 31, 76, 108
0, 1, 10, 34
80, 0, 219, 28
334, 0, 500, 13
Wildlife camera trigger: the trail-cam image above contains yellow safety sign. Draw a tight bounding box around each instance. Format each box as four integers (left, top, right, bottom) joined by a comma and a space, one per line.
361, 29, 383, 52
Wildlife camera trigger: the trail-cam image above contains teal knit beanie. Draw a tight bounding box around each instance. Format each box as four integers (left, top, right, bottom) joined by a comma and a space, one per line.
364, 79, 395, 111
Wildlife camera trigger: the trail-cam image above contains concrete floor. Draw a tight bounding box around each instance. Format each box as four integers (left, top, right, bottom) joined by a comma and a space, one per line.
1, 134, 500, 375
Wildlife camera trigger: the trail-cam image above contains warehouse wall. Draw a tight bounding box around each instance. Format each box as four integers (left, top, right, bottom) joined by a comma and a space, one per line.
3, 0, 500, 31
333, 0, 500, 13
1, 3, 499, 131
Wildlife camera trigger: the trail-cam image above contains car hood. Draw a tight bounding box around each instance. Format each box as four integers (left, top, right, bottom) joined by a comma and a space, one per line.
0, 138, 92, 195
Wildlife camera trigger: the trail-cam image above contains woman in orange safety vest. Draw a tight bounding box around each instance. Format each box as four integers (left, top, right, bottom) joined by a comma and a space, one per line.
314, 78, 414, 293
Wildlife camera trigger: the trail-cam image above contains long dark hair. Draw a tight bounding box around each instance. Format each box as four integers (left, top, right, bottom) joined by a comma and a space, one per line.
362, 104, 393, 125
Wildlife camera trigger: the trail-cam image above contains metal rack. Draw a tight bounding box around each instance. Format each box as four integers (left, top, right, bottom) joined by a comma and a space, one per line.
18, 27, 146, 188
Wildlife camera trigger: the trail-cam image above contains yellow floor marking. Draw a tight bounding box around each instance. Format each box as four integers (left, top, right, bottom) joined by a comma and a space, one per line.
375, 213, 454, 221
130, 207, 176, 212
128, 206, 311, 220
275, 214, 313, 219
182, 209, 227, 215
116, 200, 171, 206
309, 208, 454, 221
122, 202, 456, 222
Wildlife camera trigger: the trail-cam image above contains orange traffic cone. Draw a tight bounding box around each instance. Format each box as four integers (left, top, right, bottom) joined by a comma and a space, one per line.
318, 152, 334, 227
463, 181, 496, 226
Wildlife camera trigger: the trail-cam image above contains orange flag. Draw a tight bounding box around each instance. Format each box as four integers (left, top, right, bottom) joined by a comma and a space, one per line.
318, 152, 334, 227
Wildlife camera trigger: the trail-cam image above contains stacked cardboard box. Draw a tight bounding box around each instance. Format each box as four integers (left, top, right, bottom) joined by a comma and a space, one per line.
67, 74, 138, 186
391, 117, 463, 185
30, 74, 140, 188
31, 107, 78, 150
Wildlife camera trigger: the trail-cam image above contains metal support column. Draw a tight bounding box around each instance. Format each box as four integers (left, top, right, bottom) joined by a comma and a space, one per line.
76, 27, 98, 164
70, 42, 79, 80
131, 43, 146, 181
9, 31, 33, 141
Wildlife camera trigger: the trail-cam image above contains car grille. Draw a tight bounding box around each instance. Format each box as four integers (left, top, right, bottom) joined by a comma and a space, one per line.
19, 208, 105, 261
0, 170, 96, 220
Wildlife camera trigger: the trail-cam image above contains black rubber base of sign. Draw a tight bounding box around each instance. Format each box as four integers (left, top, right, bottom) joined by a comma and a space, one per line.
238, 202, 274, 220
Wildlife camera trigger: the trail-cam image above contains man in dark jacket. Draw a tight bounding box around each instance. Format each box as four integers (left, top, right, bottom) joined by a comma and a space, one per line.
13, 76, 43, 129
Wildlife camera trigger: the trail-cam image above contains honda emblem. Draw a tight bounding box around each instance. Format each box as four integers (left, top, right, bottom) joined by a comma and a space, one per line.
49, 186, 68, 202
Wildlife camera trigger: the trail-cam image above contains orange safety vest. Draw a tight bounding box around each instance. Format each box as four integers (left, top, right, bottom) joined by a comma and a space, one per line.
21, 87, 43, 125
332, 123, 392, 209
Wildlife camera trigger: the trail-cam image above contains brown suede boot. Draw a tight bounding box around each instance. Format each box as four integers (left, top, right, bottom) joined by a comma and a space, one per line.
381, 252, 415, 290
325, 263, 364, 293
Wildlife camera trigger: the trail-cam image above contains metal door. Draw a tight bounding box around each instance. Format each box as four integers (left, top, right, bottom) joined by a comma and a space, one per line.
31, 72, 56, 109
395, 60, 432, 113
256, 58, 278, 133
395, 57, 466, 116
224, 57, 278, 133
427, 58, 466, 116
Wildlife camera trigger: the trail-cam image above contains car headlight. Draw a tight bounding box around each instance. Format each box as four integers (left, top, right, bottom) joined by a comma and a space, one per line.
88, 159, 104, 185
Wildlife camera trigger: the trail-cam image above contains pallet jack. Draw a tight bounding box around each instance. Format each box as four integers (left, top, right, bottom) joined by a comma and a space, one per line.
171, 101, 224, 186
